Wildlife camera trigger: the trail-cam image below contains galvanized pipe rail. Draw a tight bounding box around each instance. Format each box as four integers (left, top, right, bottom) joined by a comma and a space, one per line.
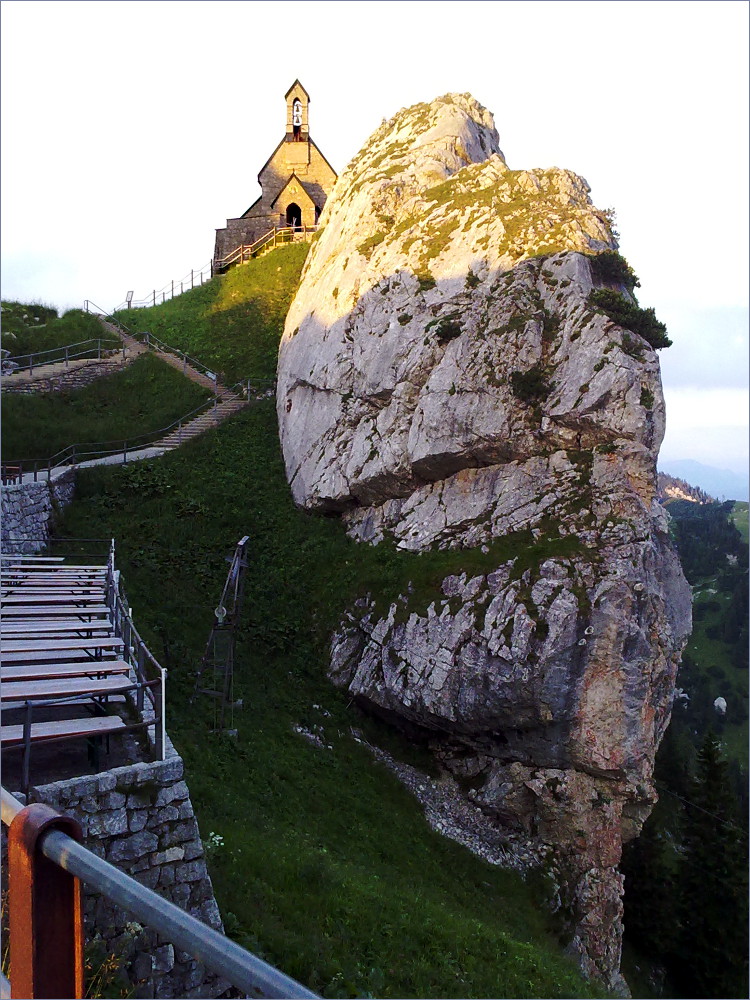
1, 787, 319, 999
2, 338, 124, 377
0, 374, 273, 483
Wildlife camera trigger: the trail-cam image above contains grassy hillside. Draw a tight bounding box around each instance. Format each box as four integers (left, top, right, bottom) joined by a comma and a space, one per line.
2, 353, 210, 462
56, 404, 602, 999
1, 301, 111, 358
35, 248, 604, 998
112, 243, 310, 383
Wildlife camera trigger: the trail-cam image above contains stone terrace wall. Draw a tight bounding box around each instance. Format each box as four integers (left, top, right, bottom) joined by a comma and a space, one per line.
0, 470, 75, 553
22, 742, 231, 999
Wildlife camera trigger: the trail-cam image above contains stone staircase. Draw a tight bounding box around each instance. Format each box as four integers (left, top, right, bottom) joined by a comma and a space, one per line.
98, 318, 251, 451
154, 396, 248, 449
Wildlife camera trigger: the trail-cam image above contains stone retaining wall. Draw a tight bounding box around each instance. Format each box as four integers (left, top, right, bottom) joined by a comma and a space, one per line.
20, 742, 232, 999
0, 470, 75, 553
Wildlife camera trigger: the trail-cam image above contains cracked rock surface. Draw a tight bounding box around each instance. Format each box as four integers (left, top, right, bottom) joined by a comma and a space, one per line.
276, 93, 691, 993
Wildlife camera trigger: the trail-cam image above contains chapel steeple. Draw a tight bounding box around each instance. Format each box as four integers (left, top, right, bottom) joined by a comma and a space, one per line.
285, 80, 310, 142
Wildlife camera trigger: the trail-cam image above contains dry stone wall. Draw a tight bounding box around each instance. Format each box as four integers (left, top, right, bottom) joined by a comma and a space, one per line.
1, 471, 75, 553
18, 741, 231, 999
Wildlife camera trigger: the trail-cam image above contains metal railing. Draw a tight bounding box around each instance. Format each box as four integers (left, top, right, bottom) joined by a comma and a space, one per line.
0, 374, 274, 484
1, 787, 319, 999
1, 338, 124, 378
2, 540, 167, 793
214, 224, 318, 271
111, 262, 214, 312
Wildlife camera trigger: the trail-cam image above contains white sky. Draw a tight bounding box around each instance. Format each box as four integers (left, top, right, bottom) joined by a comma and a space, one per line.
1, 0, 748, 475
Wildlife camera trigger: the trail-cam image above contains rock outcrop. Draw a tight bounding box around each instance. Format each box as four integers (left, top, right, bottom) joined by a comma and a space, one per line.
277, 93, 691, 991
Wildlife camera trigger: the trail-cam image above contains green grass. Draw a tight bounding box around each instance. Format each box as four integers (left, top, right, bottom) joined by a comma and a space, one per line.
1, 302, 111, 358
731, 501, 749, 543
1, 353, 210, 461
54, 404, 604, 999
683, 579, 748, 767
112, 244, 310, 383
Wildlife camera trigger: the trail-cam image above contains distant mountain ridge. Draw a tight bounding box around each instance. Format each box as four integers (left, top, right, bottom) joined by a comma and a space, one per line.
658, 459, 749, 502
658, 472, 714, 505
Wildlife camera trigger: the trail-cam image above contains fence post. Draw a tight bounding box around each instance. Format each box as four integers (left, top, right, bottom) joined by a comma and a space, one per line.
191, 269, 194, 288
8, 802, 85, 999
172, 280, 174, 299
178, 420, 182, 444
65, 346, 69, 369
137, 647, 145, 714
182, 352, 186, 375
123, 441, 127, 464
153, 290, 156, 306
97, 340, 101, 361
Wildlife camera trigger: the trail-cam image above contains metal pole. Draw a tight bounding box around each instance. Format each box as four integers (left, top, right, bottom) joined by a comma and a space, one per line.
65, 346, 69, 370
191, 269, 194, 288
97, 340, 101, 361
21, 703, 32, 796
153, 290, 156, 306
172, 280, 174, 299
123, 442, 127, 464
182, 352, 186, 375
8, 803, 85, 999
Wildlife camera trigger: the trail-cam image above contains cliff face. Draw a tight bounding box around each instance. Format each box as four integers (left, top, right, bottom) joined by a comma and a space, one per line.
276, 94, 691, 991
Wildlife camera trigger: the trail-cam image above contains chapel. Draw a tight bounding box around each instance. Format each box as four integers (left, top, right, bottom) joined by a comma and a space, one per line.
213, 81, 337, 263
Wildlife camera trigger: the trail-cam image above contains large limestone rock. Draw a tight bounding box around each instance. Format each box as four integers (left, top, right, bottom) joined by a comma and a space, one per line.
276, 93, 691, 992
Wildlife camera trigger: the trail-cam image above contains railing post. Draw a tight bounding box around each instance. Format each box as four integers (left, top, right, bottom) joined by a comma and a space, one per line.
137, 647, 145, 714
97, 340, 101, 361
172, 280, 174, 299
178, 420, 183, 444
181, 281, 184, 294
153, 290, 156, 306
8, 802, 85, 999
21, 702, 33, 796
65, 346, 69, 369
123, 441, 127, 464
191, 269, 194, 288
182, 352, 186, 375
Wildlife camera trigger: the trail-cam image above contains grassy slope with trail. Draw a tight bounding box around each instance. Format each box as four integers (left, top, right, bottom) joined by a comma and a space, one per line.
1, 353, 210, 461
49, 248, 603, 999
113, 243, 310, 383
1, 301, 110, 357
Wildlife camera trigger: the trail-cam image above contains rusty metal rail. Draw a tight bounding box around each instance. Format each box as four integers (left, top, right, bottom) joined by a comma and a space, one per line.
1, 787, 320, 998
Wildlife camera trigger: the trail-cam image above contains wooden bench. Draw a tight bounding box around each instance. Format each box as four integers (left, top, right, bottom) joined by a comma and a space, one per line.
1, 594, 108, 606
1, 659, 131, 682
1, 714, 127, 747
0, 620, 114, 638
0, 675, 131, 702
0, 604, 111, 619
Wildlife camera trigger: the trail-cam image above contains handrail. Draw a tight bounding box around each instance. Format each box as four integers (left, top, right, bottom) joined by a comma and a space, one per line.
214, 225, 318, 271
2, 374, 275, 482
111, 261, 214, 313
2, 338, 124, 377
0, 787, 320, 999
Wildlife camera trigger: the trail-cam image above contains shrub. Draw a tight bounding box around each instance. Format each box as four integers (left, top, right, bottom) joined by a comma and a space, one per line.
416, 271, 436, 292
589, 251, 640, 292
434, 317, 462, 344
397, 313, 412, 326
510, 365, 551, 403
465, 269, 480, 289
589, 289, 672, 349
640, 386, 655, 409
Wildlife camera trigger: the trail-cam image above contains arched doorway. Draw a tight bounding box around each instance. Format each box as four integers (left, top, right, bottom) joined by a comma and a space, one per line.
286, 203, 302, 229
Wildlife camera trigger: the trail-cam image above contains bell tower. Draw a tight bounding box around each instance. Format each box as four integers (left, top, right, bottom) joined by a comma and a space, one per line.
285, 80, 310, 142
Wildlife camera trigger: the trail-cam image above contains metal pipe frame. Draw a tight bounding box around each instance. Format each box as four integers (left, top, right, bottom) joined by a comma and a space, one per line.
1, 789, 319, 999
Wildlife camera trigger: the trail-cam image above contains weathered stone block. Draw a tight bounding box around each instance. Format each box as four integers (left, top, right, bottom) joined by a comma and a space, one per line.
153, 944, 174, 974
89, 809, 129, 837
109, 831, 159, 863
155, 780, 189, 806
160, 818, 198, 848
153, 846, 184, 865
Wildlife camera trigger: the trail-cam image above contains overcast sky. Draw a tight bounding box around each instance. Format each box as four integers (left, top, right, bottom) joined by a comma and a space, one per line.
2, 0, 747, 476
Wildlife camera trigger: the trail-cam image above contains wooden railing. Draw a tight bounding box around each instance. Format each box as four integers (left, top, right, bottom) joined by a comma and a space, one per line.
214, 224, 319, 271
